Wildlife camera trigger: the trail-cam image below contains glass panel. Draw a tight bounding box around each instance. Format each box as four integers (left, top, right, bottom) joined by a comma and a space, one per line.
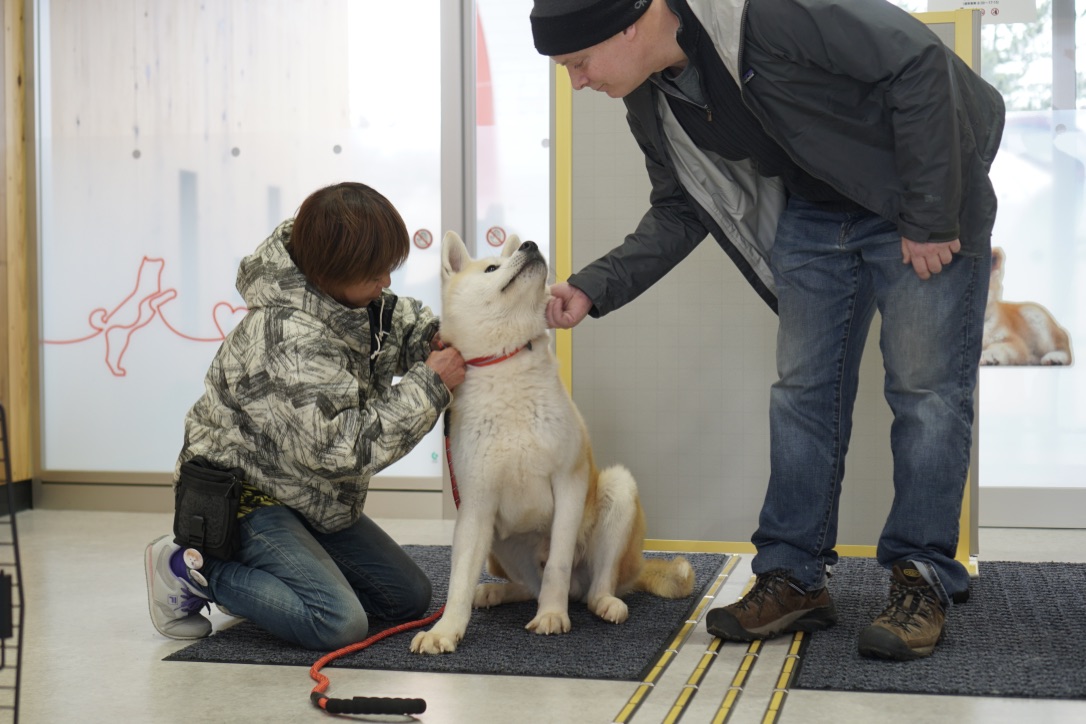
475, 0, 552, 257
36, 0, 445, 476
975, 0, 1084, 488
893, 2, 1084, 491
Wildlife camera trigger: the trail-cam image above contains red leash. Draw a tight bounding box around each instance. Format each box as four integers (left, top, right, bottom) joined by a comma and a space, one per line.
446, 339, 533, 509
444, 424, 461, 509
309, 606, 446, 716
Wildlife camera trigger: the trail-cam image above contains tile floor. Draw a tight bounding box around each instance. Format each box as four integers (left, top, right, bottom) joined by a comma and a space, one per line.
10, 509, 1086, 723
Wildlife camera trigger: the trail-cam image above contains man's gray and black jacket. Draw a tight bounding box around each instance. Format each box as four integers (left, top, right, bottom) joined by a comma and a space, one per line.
178, 220, 448, 533
568, 0, 1006, 314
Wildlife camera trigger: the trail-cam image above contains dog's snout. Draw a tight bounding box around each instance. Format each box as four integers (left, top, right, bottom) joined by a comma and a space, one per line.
519, 241, 537, 253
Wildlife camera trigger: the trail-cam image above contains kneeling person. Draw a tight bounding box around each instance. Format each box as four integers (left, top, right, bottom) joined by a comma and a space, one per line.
145, 182, 466, 649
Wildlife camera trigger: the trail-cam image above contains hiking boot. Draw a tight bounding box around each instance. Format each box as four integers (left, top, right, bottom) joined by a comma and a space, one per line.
706, 569, 837, 641
145, 535, 212, 640
858, 563, 946, 660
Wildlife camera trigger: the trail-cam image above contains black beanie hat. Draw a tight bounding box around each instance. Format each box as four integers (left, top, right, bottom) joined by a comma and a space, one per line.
531, 0, 652, 56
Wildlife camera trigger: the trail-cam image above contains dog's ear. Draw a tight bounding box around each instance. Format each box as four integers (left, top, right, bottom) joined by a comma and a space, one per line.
991, 246, 1005, 273
441, 231, 470, 281
500, 234, 521, 259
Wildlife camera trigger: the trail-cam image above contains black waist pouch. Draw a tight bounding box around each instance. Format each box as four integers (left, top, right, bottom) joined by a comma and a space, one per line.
173, 456, 244, 561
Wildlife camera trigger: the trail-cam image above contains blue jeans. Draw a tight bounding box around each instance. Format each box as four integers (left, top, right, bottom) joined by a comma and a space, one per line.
194, 506, 432, 650
751, 196, 989, 604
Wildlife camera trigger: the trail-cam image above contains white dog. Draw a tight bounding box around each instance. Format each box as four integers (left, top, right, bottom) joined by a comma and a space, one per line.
410, 232, 695, 655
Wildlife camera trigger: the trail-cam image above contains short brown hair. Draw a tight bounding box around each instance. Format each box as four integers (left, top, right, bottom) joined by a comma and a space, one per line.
287, 182, 410, 293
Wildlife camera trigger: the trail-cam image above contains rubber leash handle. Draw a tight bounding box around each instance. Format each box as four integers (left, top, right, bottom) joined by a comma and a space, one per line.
315, 694, 427, 715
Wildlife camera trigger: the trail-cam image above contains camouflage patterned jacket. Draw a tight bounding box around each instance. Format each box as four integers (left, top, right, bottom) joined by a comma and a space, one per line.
177, 220, 448, 533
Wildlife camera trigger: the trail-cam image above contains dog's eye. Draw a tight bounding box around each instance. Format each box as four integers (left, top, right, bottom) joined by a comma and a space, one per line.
484, 265, 499, 273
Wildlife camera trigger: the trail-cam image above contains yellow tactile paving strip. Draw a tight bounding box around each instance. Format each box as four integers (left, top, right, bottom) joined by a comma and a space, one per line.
663, 637, 723, 723
612, 554, 739, 724
612, 560, 826, 724
760, 632, 805, 724
710, 638, 763, 724
623, 570, 816, 724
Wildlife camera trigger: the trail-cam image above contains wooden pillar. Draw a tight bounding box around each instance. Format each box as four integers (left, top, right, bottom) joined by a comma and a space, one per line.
1, 0, 33, 483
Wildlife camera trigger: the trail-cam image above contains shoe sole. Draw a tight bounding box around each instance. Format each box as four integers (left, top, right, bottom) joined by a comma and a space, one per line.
706, 605, 837, 642
857, 625, 936, 660
145, 534, 208, 640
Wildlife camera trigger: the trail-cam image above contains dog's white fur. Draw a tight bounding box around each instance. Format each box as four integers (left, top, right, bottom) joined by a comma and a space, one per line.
410, 232, 694, 655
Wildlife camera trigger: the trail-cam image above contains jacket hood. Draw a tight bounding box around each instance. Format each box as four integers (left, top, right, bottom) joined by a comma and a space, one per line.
237, 220, 337, 316
235, 219, 402, 359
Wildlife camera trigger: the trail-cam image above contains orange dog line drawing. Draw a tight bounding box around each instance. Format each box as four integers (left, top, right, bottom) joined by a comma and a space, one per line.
87, 257, 178, 376
45, 256, 247, 377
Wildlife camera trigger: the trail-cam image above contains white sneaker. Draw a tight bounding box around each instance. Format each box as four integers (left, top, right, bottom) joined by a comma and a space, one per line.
145, 535, 212, 640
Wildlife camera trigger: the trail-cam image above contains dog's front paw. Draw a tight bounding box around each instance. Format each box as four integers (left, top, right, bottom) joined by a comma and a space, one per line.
1041, 351, 1071, 365
410, 628, 461, 655
526, 611, 571, 636
592, 595, 629, 624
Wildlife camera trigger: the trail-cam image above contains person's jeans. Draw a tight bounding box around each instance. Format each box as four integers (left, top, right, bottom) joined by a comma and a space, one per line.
751, 195, 989, 605
194, 506, 432, 650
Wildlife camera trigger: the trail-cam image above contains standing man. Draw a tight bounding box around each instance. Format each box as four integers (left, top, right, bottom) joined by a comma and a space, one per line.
530, 0, 1004, 660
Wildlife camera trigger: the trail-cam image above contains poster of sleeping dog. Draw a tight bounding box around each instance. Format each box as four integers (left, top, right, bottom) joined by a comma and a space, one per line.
981, 247, 1074, 366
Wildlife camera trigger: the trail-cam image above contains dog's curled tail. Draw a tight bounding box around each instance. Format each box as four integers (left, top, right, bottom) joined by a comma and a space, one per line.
634, 556, 695, 599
